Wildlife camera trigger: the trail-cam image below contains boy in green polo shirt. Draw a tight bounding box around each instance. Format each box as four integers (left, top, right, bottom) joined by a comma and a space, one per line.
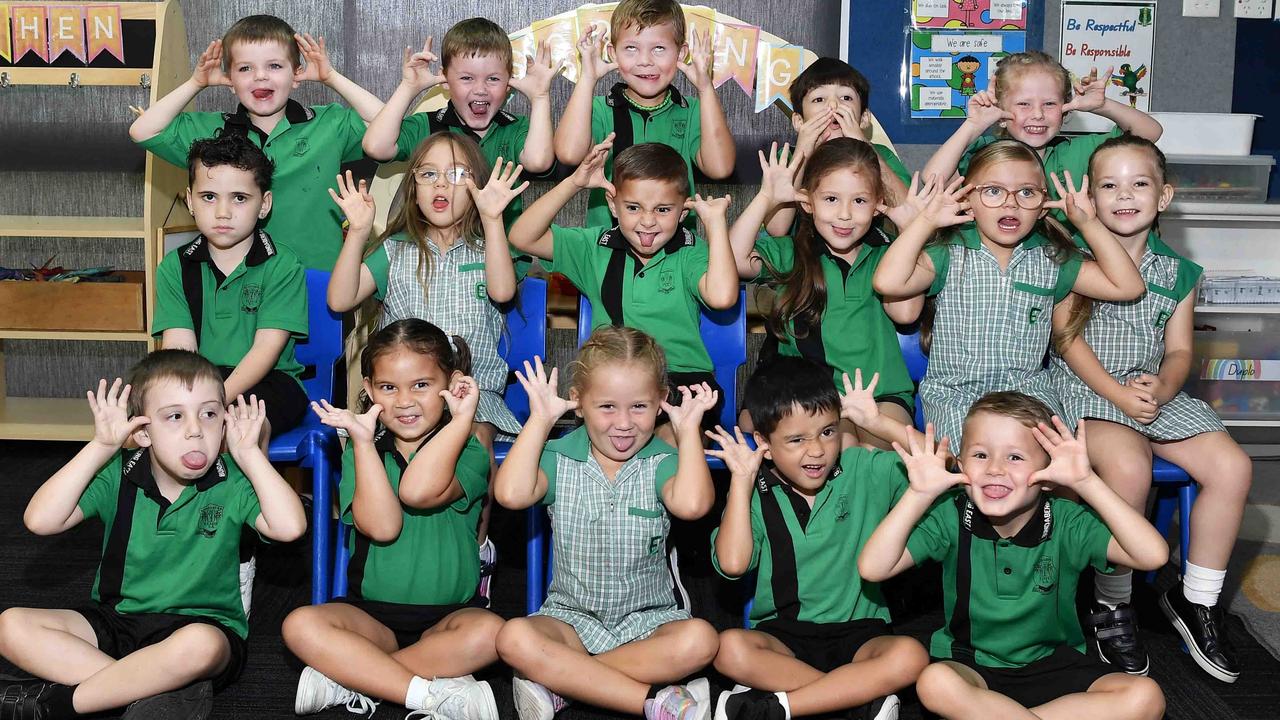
858, 392, 1168, 720
152, 133, 310, 441
362, 18, 557, 228
508, 138, 737, 437
709, 357, 924, 720
554, 0, 736, 228
130, 14, 383, 271
0, 351, 306, 720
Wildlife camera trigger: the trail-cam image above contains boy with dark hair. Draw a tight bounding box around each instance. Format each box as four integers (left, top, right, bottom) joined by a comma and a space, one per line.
555, 0, 735, 228
130, 14, 383, 271
0, 352, 307, 720
152, 132, 310, 440
363, 17, 559, 227
708, 357, 922, 720
859, 392, 1169, 720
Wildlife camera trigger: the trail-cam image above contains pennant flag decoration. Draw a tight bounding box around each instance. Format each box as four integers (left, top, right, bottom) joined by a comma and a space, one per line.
509, 28, 533, 80
682, 5, 716, 61
531, 12, 580, 84
576, 3, 616, 60
86, 4, 124, 62
755, 43, 807, 112
48, 5, 87, 62
11, 5, 49, 62
714, 21, 759, 93
0, 5, 11, 63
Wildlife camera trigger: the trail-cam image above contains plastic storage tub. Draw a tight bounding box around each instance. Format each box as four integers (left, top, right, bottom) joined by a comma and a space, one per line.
1185, 329, 1280, 423
1151, 113, 1259, 156
1165, 154, 1275, 204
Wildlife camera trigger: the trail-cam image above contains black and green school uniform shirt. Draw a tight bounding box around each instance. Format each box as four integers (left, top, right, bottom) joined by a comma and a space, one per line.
339, 428, 490, 605
548, 224, 714, 374
752, 230, 915, 409
76, 449, 264, 639
152, 231, 308, 387
136, 101, 367, 270
905, 493, 1113, 668
712, 447, 908, 626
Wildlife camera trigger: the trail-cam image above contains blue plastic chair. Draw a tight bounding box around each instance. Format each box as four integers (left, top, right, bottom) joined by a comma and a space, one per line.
897, 330, 928, 431
1149, 459, 1197, 583
266, 270, 343, 606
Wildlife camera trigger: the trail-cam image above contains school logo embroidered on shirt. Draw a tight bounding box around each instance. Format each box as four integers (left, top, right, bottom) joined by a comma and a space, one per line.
659, 269, 675, 294
475, 282, 487, 300
1154, 310, 1171, 329
671, 119, 687, 138
647, 535, 663, 555
1027, 307, 1042, 325
197, 504, 224, 538
835, 495, 849, 522
240, 284, 263, 314
293, 138, 310, 157
1033, 556, 1057, 594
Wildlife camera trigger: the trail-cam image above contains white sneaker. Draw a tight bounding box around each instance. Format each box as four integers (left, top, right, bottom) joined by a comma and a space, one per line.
405, 677, 498, 720
645, 677, 710, 720
294, 666, 378, 716
512, 675, 569, 720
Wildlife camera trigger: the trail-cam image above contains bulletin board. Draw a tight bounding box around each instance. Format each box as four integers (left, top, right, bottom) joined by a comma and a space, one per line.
906, 0, 1028, 120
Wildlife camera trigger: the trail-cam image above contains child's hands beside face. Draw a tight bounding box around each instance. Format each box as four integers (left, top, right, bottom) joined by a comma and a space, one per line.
839, 369, 881, 428
441, 375, 480, 422
794, 107, 835, 158
294, 33, 333, 83
880, 172, 935, 229
678, 29, 712, 91
311, 398, 381, 444
401, 36, 446, 92
224, 394, 266, 458
571, 134, 617, 195
832, 104, 868, 142
913, 175, 973, 229
510, 39, 563, 100
515, 357, 578, 422
965, 89, 1013, 130
1029, 417, 1095, 490
87, 378, 150, 450
704, 424, 766, 481
892, 424, 967, 499
757, 142, 804, 207
662, 382, 719, 436
1063, 66, 1110, 114
191, 39, 231, 88
1045, 171, 1098, 227
684, 193, 732, 225
577, 26, 618, 82
466, 159, 529, 221
328, 170, 375, 234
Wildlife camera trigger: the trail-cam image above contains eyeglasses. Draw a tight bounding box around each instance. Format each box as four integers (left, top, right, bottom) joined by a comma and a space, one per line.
412, 166, 473, 185
973, 184, 1047, 209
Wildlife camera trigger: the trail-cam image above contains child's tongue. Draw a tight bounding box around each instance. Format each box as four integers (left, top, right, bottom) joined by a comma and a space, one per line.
181, 451, 207, 471
982, 484, 1011, 499
637, 232, 657, 248
610, 436, 635, 453
432, 198, 449, 211
997, 216, 1021, 232
252, 88, 273, 100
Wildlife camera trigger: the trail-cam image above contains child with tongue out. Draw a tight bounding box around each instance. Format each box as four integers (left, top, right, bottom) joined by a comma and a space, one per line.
872, 139, 1143, 447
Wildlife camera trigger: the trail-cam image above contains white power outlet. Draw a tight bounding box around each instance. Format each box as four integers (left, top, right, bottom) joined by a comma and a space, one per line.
1184, 0, 1222, 16
1235, 0, 1273, 18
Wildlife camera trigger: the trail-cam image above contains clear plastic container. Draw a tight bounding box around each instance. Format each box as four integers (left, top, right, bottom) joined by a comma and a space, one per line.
1186, 328, 1280, 422
1166, 154, 1275, 204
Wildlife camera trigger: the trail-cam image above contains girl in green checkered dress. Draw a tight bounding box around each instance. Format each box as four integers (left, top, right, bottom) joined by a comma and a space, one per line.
1052, 136, 1251, 683
493, 327, 719, 719
873, 139, 1145, 447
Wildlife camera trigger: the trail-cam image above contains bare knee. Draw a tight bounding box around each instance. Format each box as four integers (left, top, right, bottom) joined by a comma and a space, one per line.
453, 612, 503, 660
1104, 676, 1165, 720
0, 608, 29, 652
880, 637, 930, 685
916, 662, 972, 714
669, 619, 718, 667
713, 629, 755, 677
1099, 457, 1153, 506
166, 624, 229, 678
495, 618, 540, 667
1214, 446, 1253, 499
281, 604, 327, 654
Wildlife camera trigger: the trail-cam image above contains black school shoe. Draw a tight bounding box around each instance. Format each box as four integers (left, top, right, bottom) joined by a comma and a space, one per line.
1159, 581, 1240, 683
714, 687, 786, 720
0, 680, 57, 720
122, 680, 213, 720
1085, 603, 1150, 675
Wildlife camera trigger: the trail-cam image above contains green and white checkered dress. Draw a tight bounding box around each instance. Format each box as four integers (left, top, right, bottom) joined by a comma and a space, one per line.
922, 227, 1082, 446
369, 234, 520, 436
1051, 232, 1224, 439
535, 426, 688, 654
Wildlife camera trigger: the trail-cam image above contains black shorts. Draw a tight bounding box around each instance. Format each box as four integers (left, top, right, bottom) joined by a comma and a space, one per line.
876, 394, 913, 417
217, 367, 309, 436
755, 618, 890, 673
331, 596, 486, 650
665, 371, 726, 434
938, 646, 1117, 709
75, 603, 247, 691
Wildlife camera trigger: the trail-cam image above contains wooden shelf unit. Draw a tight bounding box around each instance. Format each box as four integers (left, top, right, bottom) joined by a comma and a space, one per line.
0, 215, 148, 239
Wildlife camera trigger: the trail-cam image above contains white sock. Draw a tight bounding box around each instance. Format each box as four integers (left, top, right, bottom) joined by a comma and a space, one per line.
1183, 562, 1227, 607
1095, 568, 1134, 609
775, 691, 791, 720
405, 676, 432, 710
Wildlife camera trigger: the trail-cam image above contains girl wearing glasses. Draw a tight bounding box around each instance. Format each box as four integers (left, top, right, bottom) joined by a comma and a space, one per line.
873, 139, 1144, 446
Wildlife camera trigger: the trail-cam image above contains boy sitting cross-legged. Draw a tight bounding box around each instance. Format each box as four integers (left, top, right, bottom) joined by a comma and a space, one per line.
858, 392, 1168, 720
709, 357, 926, 720
0, 351, 307, 720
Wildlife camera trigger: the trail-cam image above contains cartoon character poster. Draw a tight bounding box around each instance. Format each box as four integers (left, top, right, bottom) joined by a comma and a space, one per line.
1059, 0, 1156, 133
908, 29, 1025, 118
912, 0, 1028, 30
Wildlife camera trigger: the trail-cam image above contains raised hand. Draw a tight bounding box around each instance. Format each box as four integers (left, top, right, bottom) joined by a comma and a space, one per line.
917, 175, 973, 228
510, 38, 563, 99
832, 103, 868, 142
795, 106, 835, 157
757, 142, 804, 207
684, 193, 732, 223
294, 33, 334, 83
1064, 66, 1110, 113
1115, 381, 1160, 424
965, 89, 1013, 130
880, 172, 934, 229
662, 382, 719, 436
467, 158, 530, 221
441, 375, 480, 422
570, 134, 616, 195
704, 425, 766, 480
678, 28, 713, 91
576, 25, 617, 83
191, 39, 230, 88
891, 424, 967, 498
515, 356, 577, 422
1029, 417, 1094, 489
327, 170, 375, 234
401, 36, 446, 92
225, 394, 266, 457
311, 398, 381, 444
87, 378, 149, 449
839, 369, 881, 428
1045, 170, 1097, 227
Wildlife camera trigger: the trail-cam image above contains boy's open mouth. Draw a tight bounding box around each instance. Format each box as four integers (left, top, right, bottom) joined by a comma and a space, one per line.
468, 100, 491, 118
981, 483, 1012, 500
1021, 124, 1049, 136
609, 435, 636, 453
181, 451, 208, 471
636, 231, 659, 248
251, 88, 274, 100
1112, 208, 1139, 217
396, 412, 421, 426
800, 462, 828, 479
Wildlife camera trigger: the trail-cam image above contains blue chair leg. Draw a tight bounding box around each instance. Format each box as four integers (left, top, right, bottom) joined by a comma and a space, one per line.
1148, 488, 1176, 585
526, 507, 544, 615
1178, 482, 1198, 578
332, 521, 349, 599
310, 440, 332, 605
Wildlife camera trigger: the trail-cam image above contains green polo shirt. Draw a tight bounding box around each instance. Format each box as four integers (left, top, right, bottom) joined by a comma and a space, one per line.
77, 449, 263, 639
905, 494, 1113, 668
588, 84, 701, 228
339, 428, 489, 605
538, 425, 679, 505
152, 232, 308, 384
548, 224, 713, 373
393, 104, 537, 228
137, 101, 367, 270
712, 447, 908, 626
753, 232, 915, 408
925, 225, 1082, 302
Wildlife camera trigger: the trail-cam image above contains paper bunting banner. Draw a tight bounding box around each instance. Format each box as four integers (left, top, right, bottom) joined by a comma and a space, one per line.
48, 5, 87, 62
682, 5, 716, 60
86, 4, 125, 63
754, 43, 807, 112
531, 13, 580, 84
11, 5, 49, 62
509, 28, 533, 80
714, 22, 758, 93
576, 3, 616, 60
0, 6, 11, 62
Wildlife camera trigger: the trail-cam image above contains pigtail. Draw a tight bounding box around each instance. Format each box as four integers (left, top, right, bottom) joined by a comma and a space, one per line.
448, 334, 473, 377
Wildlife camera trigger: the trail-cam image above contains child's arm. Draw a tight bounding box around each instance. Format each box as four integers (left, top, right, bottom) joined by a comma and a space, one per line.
920, 91, 1012, 183
294, 33, 383, 122
872, 175, 971, 297
493, 358, 575, 509
1063, 66, 1162, 142
660, 383, 718, 520
508, 39, 561, 174
680, 30, 734, 180
160, 328, 199, 352
840, 370, 911, 448
1052, 298, 1160, 424
24, 379, 149, 535
1029, 418, 1169, 571
311, 400, 403, 542
1047, 172, 1144, 301
858, 426, 967, 581
223, 330, 290, 400
398, 376, 481, 509
468, 159, 530, 303
509, 135, 616, 261
881, 295, 925, 325
554, 28, 616, 166
326, 171, 379, 312
763, 109, 836, 236
128, 40, 227, 142
689, 193, 738, 310
363, 37, 446, 161
730, 143, 803, 278
226, 396, 308, 542
1131, 292, 1196, 406
706, 425, 767, 578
